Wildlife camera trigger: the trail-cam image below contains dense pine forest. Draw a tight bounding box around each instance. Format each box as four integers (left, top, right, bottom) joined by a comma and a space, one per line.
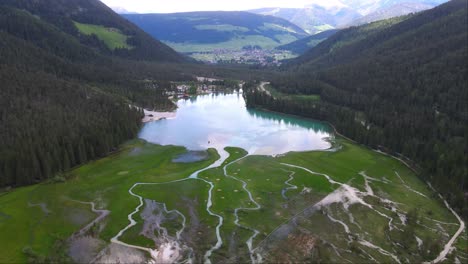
0, 0, 185, 62
0, 0, 271, 188
0, 1, 192, 187
244, 0, 468, 216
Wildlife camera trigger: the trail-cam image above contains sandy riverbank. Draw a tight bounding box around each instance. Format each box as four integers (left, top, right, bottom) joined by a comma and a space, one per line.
142, 109, 176, 123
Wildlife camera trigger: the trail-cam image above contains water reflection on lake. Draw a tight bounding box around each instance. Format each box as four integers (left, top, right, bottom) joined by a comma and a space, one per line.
138, 93, 333, 155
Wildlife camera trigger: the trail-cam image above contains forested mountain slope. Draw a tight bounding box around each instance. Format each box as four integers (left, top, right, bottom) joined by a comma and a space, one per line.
0, 3, 191, 188
289, 13, 411, 66
276, 29, 339, 55
0, 0, 185, 62
245, 0, 468, 216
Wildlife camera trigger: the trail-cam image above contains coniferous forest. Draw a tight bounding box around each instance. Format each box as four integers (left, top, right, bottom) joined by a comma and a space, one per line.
0, 1, 189, 187
0, 0, 268, 188
244, 0, 468, 216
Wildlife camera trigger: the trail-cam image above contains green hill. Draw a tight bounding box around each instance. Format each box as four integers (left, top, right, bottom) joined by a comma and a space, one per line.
0, 0, 185, 62
244, 0, 468, 216
123, 11, 309, 53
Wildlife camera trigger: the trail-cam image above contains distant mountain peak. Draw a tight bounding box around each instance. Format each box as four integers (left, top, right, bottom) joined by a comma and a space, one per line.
110, 6, 138, 14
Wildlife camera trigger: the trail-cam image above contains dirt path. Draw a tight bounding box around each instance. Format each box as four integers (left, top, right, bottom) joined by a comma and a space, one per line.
425, 193, 466, 263
258, 82, 271, 96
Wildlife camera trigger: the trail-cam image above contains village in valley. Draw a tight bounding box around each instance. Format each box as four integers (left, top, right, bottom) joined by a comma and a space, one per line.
189, 48, 296, 66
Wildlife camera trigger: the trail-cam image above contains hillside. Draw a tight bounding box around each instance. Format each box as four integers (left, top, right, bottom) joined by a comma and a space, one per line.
0, 0, 185, 62
276, 29, 339, 55
123, 11, 308, 63
249, 0, 448, 34
290, 13, 411, 65
245, 0, 468, 216
0, 2, 193, 188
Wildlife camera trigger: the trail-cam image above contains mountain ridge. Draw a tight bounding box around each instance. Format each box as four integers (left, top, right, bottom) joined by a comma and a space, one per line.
249, 0, 449, 34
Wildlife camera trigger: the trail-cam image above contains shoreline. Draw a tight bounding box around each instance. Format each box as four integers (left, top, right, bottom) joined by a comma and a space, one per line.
142, 109, 176, 123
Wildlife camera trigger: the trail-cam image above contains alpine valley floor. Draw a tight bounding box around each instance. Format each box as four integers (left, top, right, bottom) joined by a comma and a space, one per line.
0, 139, 466, 263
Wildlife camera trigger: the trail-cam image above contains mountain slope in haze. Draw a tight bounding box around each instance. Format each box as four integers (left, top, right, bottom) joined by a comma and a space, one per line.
249, 0, 448, 34
123, 11, 309, 53
348, 1, 438, 26
0, 0, 185, 62
343, 0, 448, 15
249, 6, 360, 34
246, 0, 468, 216
0, 2, 193, 188
276, 29, 340, 54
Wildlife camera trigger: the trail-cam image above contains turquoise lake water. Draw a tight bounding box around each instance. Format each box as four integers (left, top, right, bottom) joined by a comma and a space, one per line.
139, 93, 332, 155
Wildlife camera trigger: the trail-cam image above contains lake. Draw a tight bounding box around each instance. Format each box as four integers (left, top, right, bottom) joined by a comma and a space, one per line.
138, 93, 333, 155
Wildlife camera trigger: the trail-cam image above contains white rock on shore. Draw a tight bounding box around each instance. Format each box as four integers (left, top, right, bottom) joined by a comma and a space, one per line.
142, 109, 176, 123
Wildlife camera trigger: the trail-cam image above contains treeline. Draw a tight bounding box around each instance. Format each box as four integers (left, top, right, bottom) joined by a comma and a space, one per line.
0, 1, 276, 189
245, 0, 468, 216
0, 66, 142, 186
0, 4, 190, 187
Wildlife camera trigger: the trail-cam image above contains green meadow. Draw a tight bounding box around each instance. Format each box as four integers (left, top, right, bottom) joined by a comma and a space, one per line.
0, 138, 464, 263
74, 22, 132, 50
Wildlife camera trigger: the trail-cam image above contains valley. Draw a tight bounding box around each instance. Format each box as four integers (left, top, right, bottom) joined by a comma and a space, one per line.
122, 11, 308, 63
0, 0, 466, 263
0, 93, 466, 263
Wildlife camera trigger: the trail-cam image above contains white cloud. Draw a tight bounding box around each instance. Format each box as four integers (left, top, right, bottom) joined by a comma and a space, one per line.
100, 0, 315, 13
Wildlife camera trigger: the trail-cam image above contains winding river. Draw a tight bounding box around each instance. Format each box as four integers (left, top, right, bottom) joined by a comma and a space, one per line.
126, 93, 333, 263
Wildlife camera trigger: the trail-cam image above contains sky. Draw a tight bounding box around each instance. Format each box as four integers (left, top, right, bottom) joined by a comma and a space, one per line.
99, 0, 317, 13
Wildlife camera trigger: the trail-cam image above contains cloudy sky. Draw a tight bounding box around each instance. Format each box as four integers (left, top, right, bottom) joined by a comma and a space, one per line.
99, 0, 316, 13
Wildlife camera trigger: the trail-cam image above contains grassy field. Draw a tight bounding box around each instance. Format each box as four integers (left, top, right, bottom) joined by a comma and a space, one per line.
194, 24, 249, 32
0, 140, 218, 263
166, 34, 299, 53
0, 138, 464, 263
265, 84, 321, 102
74, 22, 132, 50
